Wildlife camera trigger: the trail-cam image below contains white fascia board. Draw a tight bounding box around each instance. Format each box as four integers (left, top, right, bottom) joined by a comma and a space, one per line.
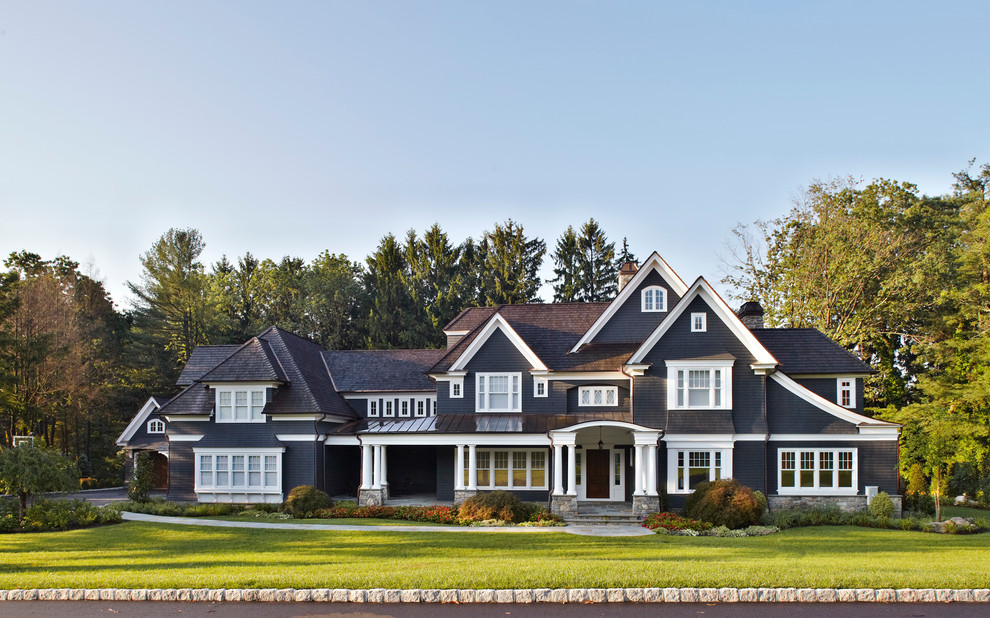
163, 415, 211, 422
116, 397, 161, 446
443, 329, 469, 336
448, 314, 548, 372
769, 372, 900, 428
340, 391, 436, 400
429, 371, 467, 382
353, 433, 553, 447
629, 277, 778, 366
201, 381, 281, 389
623, 364, 651, 377
569, 252, 690, 353
550, 419, 655, 435
788, 373, 872, 379
325, 435, 361, 445
168, 434, 204, 442
540, 371, 630, 381
276, 434, 323, 442
192, 446, 286, 454
770, 432, 899, 442
268, 414, 324, 421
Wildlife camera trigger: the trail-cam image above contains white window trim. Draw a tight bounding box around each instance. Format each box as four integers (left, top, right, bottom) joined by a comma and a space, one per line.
578, 385, 619, 407
400, 400, 410, 417
475, 372, 522, 413
666, 360, 734, 410
777, 448, 858, 495
193, 447, 284, 500
691, 312, 707, 332
215, 387, 267, 423
666, 448, 733, 494
460, 448, 548, 490
534, 377, 548, 398
147, 419, 165, 434
450, 379, 463, 399
837, 378, 856, 409
641, 285, 667, 312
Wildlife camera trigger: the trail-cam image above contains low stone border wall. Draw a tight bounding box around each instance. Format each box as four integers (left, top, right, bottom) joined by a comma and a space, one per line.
0, 588, 988, 603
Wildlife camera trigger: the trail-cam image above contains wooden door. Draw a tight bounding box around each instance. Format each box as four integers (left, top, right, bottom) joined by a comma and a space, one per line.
586, 449, 611, 499
151, 453, 169, 489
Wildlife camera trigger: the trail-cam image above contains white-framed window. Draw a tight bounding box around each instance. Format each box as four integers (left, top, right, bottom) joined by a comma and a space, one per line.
666, 361, 734, 409
369, 400, 378, 417
147, 419, 165, 434
416, 399, 426, 417
195, 448, 282, 493
641, 285, 667, 312
384, 400, 394, 417
400, 400, 410, 417
450, 379, 463, 398
837, 378, 856, 408
668, 448, 731, 493
462, 449, 547, 489
476, 372, 521, 412
432, 399, 437, 416
691, 312, 707, 332
779, 448, 857, 494
578, 386, 618, 407
534, 378, 548, 398
216, 388, 267, 423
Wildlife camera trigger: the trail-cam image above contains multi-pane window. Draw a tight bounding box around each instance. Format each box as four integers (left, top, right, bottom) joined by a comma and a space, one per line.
465, 449, 548, 489
476, 373, 521, 412
675, 450, 723, 491
450, 380, 462, 398
667, 362, 733, 409
641, 286, 667, 312
416, 400, 426, 417
779, 449, 856, 492
691, 312, 707, 332
535, 378, 547, 397
147, 419, 165, 433
384, 400, 394, 417
579, 386, 618, 407
614, 452, 622, 486
838, 378, 855, 408
197, 450, 281, 491
368, 396, 435, 419
216, 388, 267, 423
369, 400, 378, 417
400, 400, 410, 417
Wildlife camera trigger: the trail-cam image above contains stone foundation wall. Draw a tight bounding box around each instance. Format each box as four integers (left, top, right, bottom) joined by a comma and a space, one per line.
769, 494, 903, 516
358, 488, 385, 506
550, 495, 577, 517
453, 490, 476, 503
632, 495, 660, 518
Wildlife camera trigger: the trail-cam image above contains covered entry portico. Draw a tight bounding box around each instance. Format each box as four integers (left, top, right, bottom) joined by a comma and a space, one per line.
548, 421, 662, 518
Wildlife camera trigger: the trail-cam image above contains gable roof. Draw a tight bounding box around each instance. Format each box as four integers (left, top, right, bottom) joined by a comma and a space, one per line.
628, 277, 778, 366
770, 371, 897, 427
750, 328, 875, 375
198, 337, 289, 383
324, 349, 446, 392
569, 252, 689, 352
176, 345, 240, 385
115, 396, 163, 446
448, 313, 549, 372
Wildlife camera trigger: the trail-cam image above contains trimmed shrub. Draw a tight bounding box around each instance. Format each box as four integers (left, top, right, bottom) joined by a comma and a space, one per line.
285, 485, 332, 517
869, 491, 895, 519
23, 499, 101, 531
458, 490, 530, 523
642, 511, 712, 533
683, 478, 764, 529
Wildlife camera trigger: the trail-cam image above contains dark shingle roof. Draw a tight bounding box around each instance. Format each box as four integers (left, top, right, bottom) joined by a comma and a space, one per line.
324, 349, 446, 392
197, 338, 289, 383
750, 328, 875, 375
176, 345, 240, 385
431, 303, 614, 373
444, 307, 496, 332
157, 383, 214, 416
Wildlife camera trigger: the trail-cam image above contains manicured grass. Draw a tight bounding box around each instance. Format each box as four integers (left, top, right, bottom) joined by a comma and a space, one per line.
213, 515, 442, 526
1, 522, 989, 589
943, 504, 990, 521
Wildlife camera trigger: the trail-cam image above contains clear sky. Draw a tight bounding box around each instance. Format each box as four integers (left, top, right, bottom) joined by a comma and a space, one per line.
2, 1, 987, 307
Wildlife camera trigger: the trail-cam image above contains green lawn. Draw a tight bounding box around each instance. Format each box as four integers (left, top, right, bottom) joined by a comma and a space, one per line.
943, 504, 990, 521
214, 515, 443, 526
2, 522, 989, 590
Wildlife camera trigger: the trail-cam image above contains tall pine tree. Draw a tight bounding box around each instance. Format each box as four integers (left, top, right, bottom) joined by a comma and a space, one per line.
575, 218, 616, 302
479, 220, 546, 305
550, 226, 581, 302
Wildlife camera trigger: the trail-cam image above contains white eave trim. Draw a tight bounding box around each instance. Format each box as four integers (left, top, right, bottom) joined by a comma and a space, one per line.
443, 329, 469, 336
168, 434, 204, 442
429, 371, 467, 382
788, 373, 873, 379
628, 277, 778, 366
569, 252, 690, 353
201, 381, 282, 388
770, 372, 900, 429
276, 434, 323, 442
448, 314, 548, 372
163, 415, 211, 422
116, 397, 162, 446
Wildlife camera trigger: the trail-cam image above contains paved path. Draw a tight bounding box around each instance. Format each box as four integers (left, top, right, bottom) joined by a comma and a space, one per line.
121, 511, 653, 536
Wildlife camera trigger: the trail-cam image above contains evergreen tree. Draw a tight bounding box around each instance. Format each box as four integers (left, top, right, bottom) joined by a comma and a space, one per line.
364, 235, 420, 348
575, 218, 616, 302
616, 237, 637, 267
302, 252, 364, 350
550, 226, 581, 302
479, 220, 546, 305
404, 224, 465, 346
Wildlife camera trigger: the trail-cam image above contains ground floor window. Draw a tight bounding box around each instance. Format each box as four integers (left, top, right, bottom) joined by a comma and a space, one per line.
778, 448, 856, 493
463, 449, 547, 489
666, 448, 731, 494
195, 449, 282, 492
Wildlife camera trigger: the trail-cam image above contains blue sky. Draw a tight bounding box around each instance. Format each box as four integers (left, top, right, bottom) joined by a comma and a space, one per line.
2, 1, 988, 306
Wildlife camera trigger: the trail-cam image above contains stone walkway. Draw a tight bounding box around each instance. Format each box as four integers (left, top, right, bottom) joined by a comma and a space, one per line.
121, 512, 654, 536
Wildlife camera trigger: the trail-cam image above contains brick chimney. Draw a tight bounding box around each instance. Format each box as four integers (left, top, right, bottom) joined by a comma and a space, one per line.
737, 301, 764, 329
618, 262, 639, 292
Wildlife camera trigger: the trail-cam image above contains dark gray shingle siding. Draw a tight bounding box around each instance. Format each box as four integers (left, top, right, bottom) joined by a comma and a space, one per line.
766, 379, 858, 434
593, 270, 682, 344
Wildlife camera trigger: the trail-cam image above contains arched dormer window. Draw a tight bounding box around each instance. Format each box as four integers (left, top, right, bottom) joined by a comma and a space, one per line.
147, 419, 165, 434
641, 286, 666, 312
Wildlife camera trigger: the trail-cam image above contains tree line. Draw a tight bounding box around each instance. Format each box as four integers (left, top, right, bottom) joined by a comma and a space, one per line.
0, 218, 631, 479
723, 160, 990, 504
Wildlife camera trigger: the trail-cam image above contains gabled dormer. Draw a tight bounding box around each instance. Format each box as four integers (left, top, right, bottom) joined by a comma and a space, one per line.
197, 337, 288, 423
570, 252, 690, 350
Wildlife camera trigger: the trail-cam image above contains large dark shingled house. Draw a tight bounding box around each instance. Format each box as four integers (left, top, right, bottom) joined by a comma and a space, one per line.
118, 252, 901, 517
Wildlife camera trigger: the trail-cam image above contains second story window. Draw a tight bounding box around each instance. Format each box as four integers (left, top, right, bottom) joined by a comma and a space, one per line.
666, 361, 734, 410
837, 378, 856, 408
147, 419, 165, 434
579, 386, 617, 406
477, 373, 521, 412
641, 286, 667, 312
216, 388, 266, 423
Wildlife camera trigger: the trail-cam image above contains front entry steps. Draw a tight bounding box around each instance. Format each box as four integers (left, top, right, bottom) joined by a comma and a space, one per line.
564, 501, 641, 525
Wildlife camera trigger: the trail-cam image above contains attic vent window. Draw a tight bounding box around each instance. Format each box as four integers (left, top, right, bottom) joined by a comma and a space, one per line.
641, 286, 667, 312
691, 313, 707, 332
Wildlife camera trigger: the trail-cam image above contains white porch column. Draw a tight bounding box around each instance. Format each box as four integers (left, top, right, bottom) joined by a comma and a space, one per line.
567, 444, 577, 496
380, 445, 388, 489
633, 444, 643, 496
360, 444, 373, 489
372, 445, 383, 489
552, 443, 564, 495
455, 444, 465, 491
646, 445, 658, 496
467, 444, 478, 490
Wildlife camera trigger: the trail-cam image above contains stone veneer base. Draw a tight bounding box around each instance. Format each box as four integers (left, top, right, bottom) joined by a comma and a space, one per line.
1, 588, 986, 603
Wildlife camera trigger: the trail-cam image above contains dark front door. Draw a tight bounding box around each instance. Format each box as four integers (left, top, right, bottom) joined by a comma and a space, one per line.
151, 452, 169, 489
586, 449, 610, 499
